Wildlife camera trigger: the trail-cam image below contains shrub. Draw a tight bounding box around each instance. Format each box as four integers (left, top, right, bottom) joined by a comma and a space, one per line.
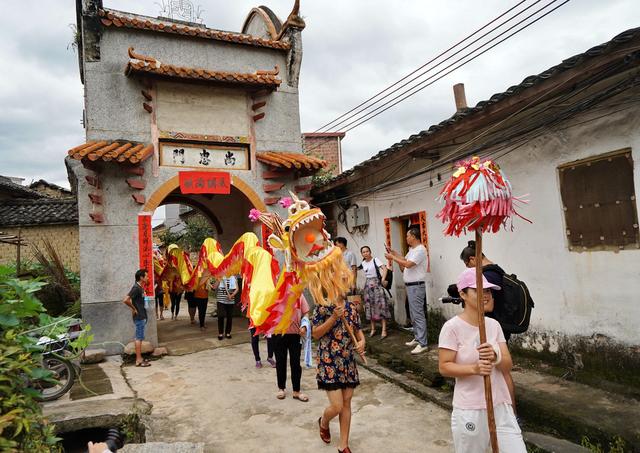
0, 266, 90, 452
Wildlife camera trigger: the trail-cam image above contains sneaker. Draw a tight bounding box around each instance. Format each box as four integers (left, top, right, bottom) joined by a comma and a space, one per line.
255, 360, 263, 368
267, 357, 276, 368
405, 339, 419, 347
411, 344, 429, 354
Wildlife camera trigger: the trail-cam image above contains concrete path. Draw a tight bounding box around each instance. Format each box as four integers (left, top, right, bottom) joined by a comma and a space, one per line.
125, 343, 454, 453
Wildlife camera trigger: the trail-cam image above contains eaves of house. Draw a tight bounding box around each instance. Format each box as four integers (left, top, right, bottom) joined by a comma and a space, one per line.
312, 27, 640, 203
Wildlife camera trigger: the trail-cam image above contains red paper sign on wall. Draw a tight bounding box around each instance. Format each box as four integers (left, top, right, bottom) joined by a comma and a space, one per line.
179, 171, 231, 194
138, 214, 155, 296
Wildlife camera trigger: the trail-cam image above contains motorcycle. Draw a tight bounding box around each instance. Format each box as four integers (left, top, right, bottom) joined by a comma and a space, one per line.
31, 318, 85, 401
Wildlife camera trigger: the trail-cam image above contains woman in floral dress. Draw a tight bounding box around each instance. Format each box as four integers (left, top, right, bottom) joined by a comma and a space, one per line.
312, 298, 365, 453
358, 246, 391, 339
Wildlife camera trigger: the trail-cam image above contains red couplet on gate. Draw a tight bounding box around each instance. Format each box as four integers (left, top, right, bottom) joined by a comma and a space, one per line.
137, 214, 155, 296
179, 171, 231, 194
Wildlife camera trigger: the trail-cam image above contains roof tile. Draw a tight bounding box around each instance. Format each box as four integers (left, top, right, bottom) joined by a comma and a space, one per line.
68, 141, 153, 165
0, 198, 77, 227
256, 152, 327, 172
99, 9, 290, 51
125, 48, 281, 89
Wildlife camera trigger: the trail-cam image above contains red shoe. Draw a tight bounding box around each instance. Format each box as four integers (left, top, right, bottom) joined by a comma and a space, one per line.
338, 447, 352, 453
318, 417, 331, 444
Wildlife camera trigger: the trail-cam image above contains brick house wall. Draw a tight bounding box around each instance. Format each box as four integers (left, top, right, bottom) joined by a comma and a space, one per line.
302, 132, 345, 176
0, 225, 80, 272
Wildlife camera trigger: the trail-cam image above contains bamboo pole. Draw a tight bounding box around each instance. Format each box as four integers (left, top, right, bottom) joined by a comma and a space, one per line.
16, 229, 22, 276
475, 230, 499, 453
342, 313, 367, 365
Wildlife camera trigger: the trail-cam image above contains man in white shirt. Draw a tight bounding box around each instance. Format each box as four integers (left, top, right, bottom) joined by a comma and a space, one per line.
334, 237, 357, 291
385, 227, 428, 354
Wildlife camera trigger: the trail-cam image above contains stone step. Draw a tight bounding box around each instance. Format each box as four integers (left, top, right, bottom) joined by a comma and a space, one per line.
121, 442, 204, 452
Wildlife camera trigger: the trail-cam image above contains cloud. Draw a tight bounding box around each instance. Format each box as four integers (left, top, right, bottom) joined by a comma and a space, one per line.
0, 0, 637, 186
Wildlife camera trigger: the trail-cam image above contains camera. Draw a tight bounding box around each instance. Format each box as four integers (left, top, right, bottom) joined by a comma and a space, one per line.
439, 283, 463, 305
439, 296, 463, 305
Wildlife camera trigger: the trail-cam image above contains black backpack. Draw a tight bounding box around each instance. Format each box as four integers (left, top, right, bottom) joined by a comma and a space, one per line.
486, 266, 534, 335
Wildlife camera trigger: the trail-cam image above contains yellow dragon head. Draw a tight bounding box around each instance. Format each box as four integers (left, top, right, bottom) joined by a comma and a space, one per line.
261, 193, 353, 305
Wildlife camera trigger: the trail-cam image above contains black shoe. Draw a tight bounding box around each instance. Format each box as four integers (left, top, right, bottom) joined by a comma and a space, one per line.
218, 334, 223, 340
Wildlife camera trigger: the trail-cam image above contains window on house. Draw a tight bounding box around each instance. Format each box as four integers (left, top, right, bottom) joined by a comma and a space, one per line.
558, 149, 639, 251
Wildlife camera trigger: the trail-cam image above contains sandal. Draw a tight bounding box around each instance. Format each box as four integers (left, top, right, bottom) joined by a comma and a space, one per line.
369, 330, 376, 338
338, 447, 352, 453
318, 417, 331, 444
380, 332, 388, 340
292, 393, 309, 402
276, 389, 286, 400
135, 361, 151, 367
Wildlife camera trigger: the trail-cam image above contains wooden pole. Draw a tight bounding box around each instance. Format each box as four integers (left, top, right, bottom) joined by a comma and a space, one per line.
16, 229, 21, 276
475, 230, 499, 453
342, 313, 367, 365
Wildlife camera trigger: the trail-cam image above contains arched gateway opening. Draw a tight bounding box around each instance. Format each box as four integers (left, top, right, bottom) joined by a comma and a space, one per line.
145, 175, 266, 354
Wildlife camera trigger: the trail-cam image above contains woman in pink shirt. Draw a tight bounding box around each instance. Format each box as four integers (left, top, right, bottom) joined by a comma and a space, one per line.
438, 268, 526, 453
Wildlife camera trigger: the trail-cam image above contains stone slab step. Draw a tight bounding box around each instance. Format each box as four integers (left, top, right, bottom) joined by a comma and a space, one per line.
121, 442, 204, 452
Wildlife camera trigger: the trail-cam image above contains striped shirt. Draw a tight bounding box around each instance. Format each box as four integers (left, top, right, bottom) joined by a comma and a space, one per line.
216, 276, 238, 304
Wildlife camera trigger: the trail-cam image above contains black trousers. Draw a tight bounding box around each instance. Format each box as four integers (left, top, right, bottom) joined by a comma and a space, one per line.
250, 327, 274, 361
273, 334, 302, 392
170, 292, 182, 316
155, 293, 164, 310
194, 297, 208, 328
217, 302, 234, 335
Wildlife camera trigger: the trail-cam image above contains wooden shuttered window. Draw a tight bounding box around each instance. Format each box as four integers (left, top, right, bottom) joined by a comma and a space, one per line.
559, 149, 639, 251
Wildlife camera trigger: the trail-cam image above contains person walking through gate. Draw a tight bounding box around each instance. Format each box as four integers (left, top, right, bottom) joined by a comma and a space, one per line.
313, 298, 365, 453
214, 275, 238, 340
122, 269, 151, 367
438, 268, 526, 453
358, 246, 391, 339
385, 227, 429, 354
154, 278, 165, 321
169, 275, 183, 321
273, 294, 310, 402
192, 280, 209, 331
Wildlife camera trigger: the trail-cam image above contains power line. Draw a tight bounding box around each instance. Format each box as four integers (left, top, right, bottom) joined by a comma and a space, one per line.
339, 0, 571, 133
315, 55, 638, 206
303, 0, 569, 158
314, 0, 531, 132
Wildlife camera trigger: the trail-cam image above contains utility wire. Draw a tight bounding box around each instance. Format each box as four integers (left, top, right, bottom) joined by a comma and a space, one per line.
314, 0, 531, 132
340, 0, 571, 133
315, 53, 637, 206
303, 0, 569, 158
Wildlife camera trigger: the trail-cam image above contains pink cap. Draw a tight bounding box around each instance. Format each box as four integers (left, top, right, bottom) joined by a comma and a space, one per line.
457, 268, 501, 291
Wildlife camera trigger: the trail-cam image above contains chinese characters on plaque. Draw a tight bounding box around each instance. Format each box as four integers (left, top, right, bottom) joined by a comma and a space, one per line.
179, 171, 231, 194
137, 214, 155, 296
160, 143, 249, 170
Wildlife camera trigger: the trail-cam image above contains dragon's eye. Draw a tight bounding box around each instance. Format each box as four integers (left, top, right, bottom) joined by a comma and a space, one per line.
284, 226, 290, 232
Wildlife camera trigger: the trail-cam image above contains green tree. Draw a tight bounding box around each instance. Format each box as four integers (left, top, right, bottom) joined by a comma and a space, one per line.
180, 215, 216, 252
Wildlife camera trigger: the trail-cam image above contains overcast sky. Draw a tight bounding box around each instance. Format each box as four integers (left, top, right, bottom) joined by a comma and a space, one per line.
0, 0, 637, 189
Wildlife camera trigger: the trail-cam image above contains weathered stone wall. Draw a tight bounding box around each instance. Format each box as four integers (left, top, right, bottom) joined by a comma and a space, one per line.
0, 225, 79, 272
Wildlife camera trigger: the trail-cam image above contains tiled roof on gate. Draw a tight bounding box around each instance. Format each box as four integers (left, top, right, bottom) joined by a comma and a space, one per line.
0, 176, 45, 199
99, 9, 291, 50
125, 48, 282, 88
317, 26, 640, 189
0, 198, 78, 227
67, 141, 154, 165
256, 152, 327, 171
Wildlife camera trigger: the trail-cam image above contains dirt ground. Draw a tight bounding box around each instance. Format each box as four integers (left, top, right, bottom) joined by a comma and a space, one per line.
125, 341, 454, 452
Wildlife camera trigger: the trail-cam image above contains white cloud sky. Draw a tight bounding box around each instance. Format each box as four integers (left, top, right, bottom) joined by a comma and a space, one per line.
0, 0, 637, 187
